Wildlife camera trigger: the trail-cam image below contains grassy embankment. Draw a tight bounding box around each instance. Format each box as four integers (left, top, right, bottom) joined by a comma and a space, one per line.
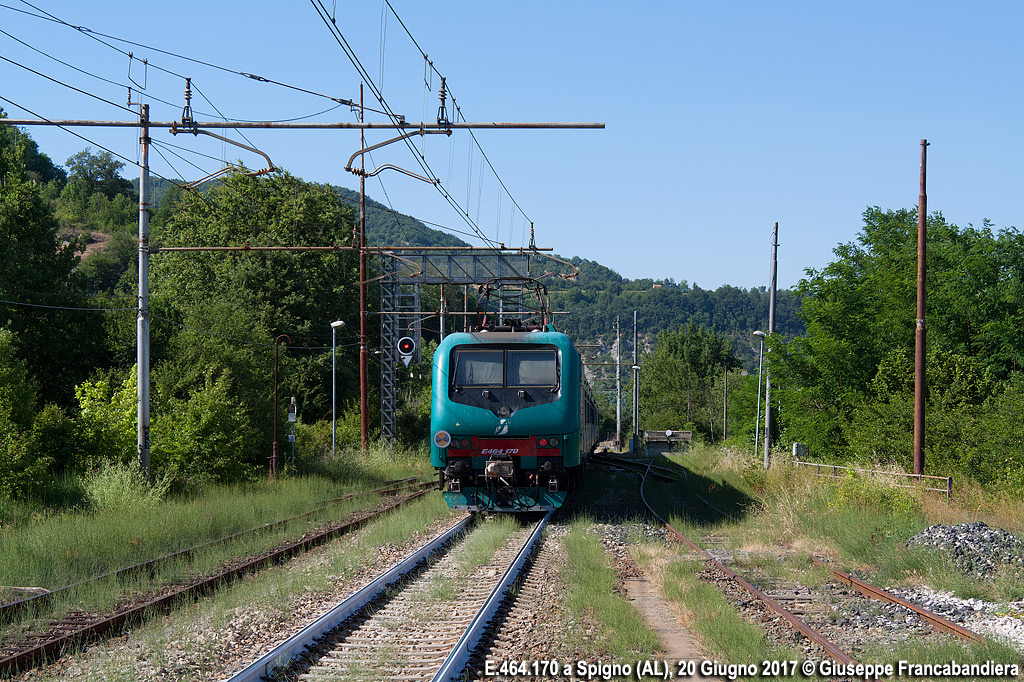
639, 441, 1022, 667
0, 443, 433, 633
27, 489, 458, 681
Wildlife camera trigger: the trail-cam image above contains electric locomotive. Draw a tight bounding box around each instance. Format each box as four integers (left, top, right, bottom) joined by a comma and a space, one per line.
431, 320, 598, 512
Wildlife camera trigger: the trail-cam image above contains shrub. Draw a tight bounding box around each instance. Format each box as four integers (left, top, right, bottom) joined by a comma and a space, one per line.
152, 368, 259, 486
82, 459, 171, 513
827, 470, 922, 516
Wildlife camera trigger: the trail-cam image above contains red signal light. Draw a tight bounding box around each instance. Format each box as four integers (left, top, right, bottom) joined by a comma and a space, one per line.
397, 337, 415, 355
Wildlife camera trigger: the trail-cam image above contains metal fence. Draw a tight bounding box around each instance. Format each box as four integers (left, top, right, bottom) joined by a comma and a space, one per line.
791, 459, 953, 502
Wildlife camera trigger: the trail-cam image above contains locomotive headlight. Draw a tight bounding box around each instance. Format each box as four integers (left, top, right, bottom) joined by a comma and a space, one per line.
538, 437, 549, 447
433, 430, 452, 448
497, 405, 511, 418
549, 436, 560, 447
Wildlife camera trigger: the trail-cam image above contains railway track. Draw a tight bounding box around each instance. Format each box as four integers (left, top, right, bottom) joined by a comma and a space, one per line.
0, 480, 433, 677
629, 455, 988, 662
228, 512, 549, 682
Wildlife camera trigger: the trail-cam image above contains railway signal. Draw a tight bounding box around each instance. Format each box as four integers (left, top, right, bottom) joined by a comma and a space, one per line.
398, 336, 416, 366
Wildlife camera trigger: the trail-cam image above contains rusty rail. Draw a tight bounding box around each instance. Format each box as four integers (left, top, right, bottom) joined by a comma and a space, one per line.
810, 557, 984, 643
0, 477, 431, 621
661, 523, 857, 664
633, 461, 856, 664
0, 489, 430, 677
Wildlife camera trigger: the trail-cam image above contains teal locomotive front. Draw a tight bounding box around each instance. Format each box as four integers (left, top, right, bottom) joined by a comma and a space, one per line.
431, 328, 596, 512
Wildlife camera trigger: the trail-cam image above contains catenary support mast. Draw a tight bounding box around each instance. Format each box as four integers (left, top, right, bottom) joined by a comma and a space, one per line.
136, 103, 151, 478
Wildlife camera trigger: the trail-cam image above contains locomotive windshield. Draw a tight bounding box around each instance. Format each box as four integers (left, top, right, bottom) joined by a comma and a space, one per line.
453, 350, 504, 387
508, 350, 558, 387
451, 346, 559, 389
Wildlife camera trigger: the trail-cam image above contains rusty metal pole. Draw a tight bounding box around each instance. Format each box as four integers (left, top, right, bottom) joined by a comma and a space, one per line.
914, 140, 929, 476
358, 84, 369, 454
272, 334, 291, 480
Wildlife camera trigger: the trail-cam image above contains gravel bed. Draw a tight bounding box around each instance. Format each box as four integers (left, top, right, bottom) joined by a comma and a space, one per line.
890, 585, 1024, 654
900, 520, 1024, 653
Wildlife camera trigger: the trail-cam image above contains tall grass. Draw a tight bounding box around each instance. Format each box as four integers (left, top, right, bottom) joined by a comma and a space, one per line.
0, 441, 431, 626
561, 515, 660, 659
660, 559, 798, 669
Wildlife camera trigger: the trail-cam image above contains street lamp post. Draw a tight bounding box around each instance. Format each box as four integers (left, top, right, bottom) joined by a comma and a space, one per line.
753, 330, 766, 467
272, 333, 291, 480
331, 320, 345, 457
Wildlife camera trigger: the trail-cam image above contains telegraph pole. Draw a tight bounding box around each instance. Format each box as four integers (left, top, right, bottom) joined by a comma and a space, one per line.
632, 310, 639, 453
136, 103, 151, 478
763, 222, 778, 468
914, 140, 929, 476
615, 316, 622, 450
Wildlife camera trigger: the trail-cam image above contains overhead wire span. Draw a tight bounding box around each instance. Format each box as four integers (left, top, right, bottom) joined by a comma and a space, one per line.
9, 1, 366, 109
0, 297, 135, 312
382, 0, 532, 225
0, 27, 346, 125
309, 0, 517, 264
0, 54, 136, 115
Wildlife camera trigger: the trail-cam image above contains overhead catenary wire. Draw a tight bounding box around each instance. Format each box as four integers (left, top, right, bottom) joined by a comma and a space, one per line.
309, 0, 519, 266
7, 1, 375, 112
0, 53, 136, 115
383, 0, 532, 226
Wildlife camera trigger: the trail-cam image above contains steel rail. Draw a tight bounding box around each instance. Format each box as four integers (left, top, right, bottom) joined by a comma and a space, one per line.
226, 514, 475, 682
591, 453, 679, 481
432, 512, 550, 682
0, 489, 430, 677
0, 477, 430, 621
810, 557, 984, 643
635, 462, 857, 665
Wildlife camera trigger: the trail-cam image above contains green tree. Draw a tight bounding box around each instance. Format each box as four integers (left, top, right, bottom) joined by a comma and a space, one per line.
640, 322, 739, 439
150, 171, 359, 475
0, 154, 106, 406
64, 148, 135, 200
775, 207, 1024, 462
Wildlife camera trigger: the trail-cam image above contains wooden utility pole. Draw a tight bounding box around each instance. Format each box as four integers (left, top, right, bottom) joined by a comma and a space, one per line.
914, 140, 929, 476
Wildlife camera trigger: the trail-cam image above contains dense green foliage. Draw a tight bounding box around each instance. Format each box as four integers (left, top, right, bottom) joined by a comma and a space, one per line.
639, 322, 740, 440
774, 207, 1024, 485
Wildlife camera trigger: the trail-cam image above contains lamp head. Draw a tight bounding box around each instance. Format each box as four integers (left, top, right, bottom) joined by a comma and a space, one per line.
330, 320, 345, 328
753, 330, 766, 338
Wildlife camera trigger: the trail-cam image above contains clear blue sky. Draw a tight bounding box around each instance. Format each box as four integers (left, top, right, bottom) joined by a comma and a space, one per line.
3, 1, 1022, 290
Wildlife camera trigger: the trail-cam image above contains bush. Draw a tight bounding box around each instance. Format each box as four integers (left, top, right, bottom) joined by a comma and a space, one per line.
152, 369, 259, 487
82, 459, 171, 513
827, 470, 922, 516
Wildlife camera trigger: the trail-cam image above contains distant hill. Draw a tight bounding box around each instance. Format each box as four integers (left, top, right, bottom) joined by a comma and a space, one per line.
331, 185, 470, 248
143, 177, 802, 367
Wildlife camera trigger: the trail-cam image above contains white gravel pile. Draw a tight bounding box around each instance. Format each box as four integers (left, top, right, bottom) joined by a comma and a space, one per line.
892, 585, 1024, 654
